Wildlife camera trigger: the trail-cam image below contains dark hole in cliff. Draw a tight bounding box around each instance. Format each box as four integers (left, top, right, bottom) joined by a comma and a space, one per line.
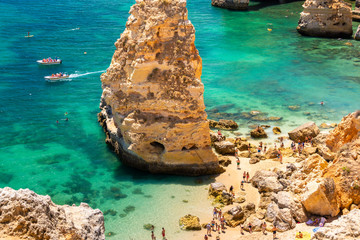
150, 141, 165, 154
155, 52, 160, 59
182, 145, 198, 151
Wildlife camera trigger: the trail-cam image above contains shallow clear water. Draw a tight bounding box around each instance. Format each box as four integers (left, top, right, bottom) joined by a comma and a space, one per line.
0, 0, 360, 239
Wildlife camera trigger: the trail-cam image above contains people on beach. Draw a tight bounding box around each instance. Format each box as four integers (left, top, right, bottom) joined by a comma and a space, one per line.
272, 226, 277, 239
218, 209, 222, 220
240, 224, 244, 235
248, 222, 253, 234
211, 218, 216, 231
262, 222, 267, 235
236, 158, 240, 169
217, 130, 222, 141
151, 231, 155, 240
241, 180, 244, 189
243, 171, 246, 182
296, 231, 303, 238
206, 223, 211, 236
204, 234, 208, 240
213, 207, 218, 219
246, 172, 250, 182
161, 228, 165, 239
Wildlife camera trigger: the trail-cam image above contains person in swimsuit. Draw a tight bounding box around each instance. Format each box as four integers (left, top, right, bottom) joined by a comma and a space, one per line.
161, 228, 165, 239
204, 234, 208, 240
243, 171, 246, 181
248, 223, 252, 234
246, 172, 250, 182
262, 222, 267, 235
213, 207, 217, 219
272, 226, 277, 239
241, 180, 244, 189
240, 223, 244, 235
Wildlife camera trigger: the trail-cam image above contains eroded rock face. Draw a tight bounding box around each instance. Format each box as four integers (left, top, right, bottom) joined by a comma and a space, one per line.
211, 0, 249, 10
326, 111, 360, 152
0, 187, 105, 240
312, 209, 360, 239
297, 0, 353, 38
99, 0, 221, 176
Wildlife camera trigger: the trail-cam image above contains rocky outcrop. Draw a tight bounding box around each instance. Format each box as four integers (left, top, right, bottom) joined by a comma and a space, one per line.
214, 141, 236, 155
250, 127, 268, 139
288, 122, 320, 142
0, 187, 105, 240
251, 171, 284, 193
209, 119, 238, 130
312, 209, 360, 239
179, 214, 201, 230
297, 0, 353, 38
98, 0, 222, 176
211, 0, 249, 10
301, 178, 340, 217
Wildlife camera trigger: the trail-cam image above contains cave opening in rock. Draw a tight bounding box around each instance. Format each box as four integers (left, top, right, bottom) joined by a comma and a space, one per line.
150, 141, 165, 154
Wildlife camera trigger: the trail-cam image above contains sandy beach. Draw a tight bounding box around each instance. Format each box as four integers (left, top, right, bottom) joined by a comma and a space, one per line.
184, 137, 323, 240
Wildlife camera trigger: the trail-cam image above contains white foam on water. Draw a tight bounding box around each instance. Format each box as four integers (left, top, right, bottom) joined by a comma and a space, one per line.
69, 70, 105, 79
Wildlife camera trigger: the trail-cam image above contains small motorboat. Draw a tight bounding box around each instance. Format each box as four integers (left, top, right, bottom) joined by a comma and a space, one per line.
37, 58, 62, 65
45, 73, 70, 81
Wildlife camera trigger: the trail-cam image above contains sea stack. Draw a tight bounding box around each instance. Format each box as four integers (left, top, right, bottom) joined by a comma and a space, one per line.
99, 0, 222, 176
297, 0, 352, 38
211, 0, 249, 10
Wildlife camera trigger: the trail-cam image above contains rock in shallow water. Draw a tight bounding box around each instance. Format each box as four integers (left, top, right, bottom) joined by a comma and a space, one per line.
297, 0, 353, 38
0, 187, 105, 240
288, 121, 320, 142
98, 0, 222, 176
211, 0, 249, 10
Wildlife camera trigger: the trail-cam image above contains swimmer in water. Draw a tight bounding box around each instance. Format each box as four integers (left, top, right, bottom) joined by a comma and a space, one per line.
320, 101, 324, 105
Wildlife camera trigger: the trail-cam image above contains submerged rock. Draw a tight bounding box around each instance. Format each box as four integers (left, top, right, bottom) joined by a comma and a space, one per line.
98, 0, 221, 176
0, 187, 105, 240
297, 0, 352, 38
211, 0, 249, 10
209, 119, 238, 130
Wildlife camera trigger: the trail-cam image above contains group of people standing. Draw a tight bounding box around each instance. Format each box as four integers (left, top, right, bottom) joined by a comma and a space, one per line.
151, 227, 166, 240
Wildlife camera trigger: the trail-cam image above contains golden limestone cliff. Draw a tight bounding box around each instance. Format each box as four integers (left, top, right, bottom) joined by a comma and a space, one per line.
99, 0, 222, 176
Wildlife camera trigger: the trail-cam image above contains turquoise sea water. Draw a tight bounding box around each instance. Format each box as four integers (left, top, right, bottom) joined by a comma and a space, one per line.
1, 0, 360, 239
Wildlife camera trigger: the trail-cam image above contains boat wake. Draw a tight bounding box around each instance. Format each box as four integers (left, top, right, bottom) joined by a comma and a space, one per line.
69, 70, 105, 79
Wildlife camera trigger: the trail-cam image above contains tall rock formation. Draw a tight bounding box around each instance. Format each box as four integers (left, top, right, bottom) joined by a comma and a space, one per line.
297, 0, 352, 38
211, 0, 249, 10
99, 0, 222, 176
0, 187, 105, 240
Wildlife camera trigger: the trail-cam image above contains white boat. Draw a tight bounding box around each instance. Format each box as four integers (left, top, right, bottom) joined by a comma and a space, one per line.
37, 59, 62, 65
45, 74, 70, 81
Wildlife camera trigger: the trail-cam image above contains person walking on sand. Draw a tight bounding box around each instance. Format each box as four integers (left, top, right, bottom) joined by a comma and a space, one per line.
151, 231, 155, 240
218, 209, 222, 220
262, 222, 267, 235
240, 223, 244, 235
161, 228, 165, 239
241, 180, 244, 189
211, 218, 216, 231
264, 145, 267, 153
236, 158, 240, 169
213, 207, 218, 219
248, 222, 253, 234
206, 223, 211, 236
243, 171, 246, 182
246, 172, 250, 182
272, 226, 278, 239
